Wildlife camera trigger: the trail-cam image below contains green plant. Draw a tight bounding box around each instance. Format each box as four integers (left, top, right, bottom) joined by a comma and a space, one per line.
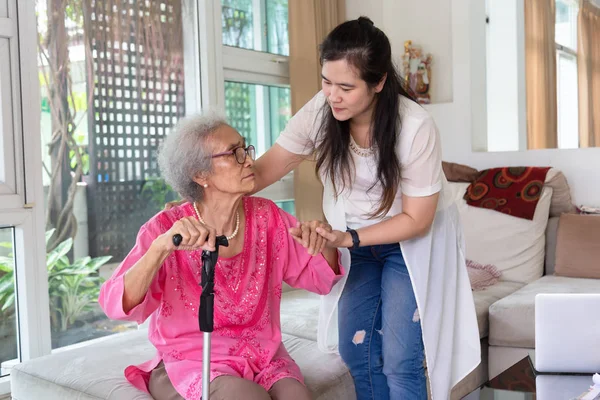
140, 177, 179, 210
0, 241, 16, 321
0, 229, 111, 331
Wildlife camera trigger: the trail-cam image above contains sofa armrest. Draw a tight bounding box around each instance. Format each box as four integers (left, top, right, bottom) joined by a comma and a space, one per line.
545, 217, 559, 275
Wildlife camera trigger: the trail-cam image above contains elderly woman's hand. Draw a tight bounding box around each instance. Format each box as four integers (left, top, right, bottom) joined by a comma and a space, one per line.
289, 220, 333, 256
156, 217, 218, 253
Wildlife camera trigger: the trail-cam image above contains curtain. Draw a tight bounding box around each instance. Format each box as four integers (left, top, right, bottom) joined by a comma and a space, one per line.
578, 0, 600, 147
524, 0, 558, 149
288, 0, 345, 221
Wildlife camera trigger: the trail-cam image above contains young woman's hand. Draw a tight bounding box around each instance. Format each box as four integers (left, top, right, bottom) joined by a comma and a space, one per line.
289, 220, 332, 256
313, 228, 352, 249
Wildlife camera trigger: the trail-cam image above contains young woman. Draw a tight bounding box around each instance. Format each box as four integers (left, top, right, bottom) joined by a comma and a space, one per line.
252, 16, 480, 400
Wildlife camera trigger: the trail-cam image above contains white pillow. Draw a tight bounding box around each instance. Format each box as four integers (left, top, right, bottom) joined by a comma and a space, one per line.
448, 182, 552, 284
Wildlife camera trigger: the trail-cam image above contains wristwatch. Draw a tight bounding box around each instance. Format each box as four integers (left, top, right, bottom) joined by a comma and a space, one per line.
346, 229, 360, 250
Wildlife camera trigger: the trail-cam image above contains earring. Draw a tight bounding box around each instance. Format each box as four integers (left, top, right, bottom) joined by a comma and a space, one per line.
203, 184, 208, 188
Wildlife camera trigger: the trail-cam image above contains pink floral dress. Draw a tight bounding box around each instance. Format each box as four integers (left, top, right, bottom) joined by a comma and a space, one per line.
99, 196, 343, 399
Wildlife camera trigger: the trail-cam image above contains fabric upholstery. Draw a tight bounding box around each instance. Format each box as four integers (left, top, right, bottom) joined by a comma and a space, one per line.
280, 290, 320, 341
545, 217, 559, 275
489, 275, 600, 348
448, 182, 552, 284
11, 330, 154, 400
487, 346, 533, 380
472, 281, 524, 339
545, 169, 577, 216
554, 214, 600, 279
10, 328, 355, 400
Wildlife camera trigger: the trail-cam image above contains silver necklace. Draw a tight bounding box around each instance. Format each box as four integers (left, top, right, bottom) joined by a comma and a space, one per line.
193, 202, 240, 241
349, 134, 374, 157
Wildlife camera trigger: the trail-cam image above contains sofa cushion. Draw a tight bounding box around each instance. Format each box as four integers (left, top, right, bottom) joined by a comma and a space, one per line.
11, 329, 354, 400
280, 289, 320, 341
488, 275, 600, 348
278, 282, 523, 346
284, 335, 355, 399
448, 182, 552, 284
555, 214, 600, 279
545, 168, 577, 217
545, 217, 560, 275
473, 281, 524, 339
10, 330, 154, 400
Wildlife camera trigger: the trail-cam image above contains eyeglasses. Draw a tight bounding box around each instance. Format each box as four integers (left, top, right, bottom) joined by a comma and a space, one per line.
211, 145, 256, 164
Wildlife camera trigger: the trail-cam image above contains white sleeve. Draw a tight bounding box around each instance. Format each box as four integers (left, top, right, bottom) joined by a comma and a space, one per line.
400, 117, 443, 197
275, 91, 326, 156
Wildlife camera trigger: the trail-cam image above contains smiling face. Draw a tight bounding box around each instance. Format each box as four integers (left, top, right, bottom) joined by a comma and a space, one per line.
321, 58, 385, 123
194, 124, 256, 196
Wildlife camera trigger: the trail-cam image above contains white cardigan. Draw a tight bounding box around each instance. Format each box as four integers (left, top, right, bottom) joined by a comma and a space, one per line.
277, 92, 480, 400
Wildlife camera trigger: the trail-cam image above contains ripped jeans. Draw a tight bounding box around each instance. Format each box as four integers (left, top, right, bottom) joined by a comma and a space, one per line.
338, 243, 427, 400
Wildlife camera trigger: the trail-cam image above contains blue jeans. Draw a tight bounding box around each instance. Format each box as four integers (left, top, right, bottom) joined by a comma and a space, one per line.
338, 243, 427, 400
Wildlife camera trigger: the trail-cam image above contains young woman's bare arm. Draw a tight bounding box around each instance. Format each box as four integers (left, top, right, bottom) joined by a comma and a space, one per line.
251, 144, 307, 193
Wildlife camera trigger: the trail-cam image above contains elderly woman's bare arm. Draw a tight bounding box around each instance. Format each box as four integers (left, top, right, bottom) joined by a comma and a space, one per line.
320, 247, 340, 274
122, 216, 218, 313
122, 242, 170, 313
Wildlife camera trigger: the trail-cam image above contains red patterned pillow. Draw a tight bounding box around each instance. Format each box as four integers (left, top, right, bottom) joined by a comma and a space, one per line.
464, 167, 551, 220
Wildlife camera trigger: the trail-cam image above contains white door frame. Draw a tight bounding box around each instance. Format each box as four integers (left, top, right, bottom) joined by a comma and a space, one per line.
0, 0, 51, 395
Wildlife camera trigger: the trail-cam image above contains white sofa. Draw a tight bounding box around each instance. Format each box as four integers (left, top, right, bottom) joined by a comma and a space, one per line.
10, 289, 355, 400
448, 175, 600, 395
486, 214, 600, 378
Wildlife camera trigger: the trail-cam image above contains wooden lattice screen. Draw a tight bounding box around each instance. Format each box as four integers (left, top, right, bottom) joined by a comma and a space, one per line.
86, 0, 185, 261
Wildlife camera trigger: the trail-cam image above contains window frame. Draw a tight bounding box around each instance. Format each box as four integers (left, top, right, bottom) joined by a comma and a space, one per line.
213, 0, 294, 204
554, 0, 579, 150
1, 1, 52, 395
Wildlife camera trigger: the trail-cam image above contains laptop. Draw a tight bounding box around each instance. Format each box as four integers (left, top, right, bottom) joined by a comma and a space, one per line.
534, 293, 600, 374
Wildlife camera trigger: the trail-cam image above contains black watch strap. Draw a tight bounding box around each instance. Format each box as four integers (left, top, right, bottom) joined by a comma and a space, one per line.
346, 229, 360, 250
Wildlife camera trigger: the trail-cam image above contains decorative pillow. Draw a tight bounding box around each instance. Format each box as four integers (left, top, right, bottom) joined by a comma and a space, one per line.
466, 259, 502, 290
554, 214, 600, 279
545, 169, 577, 217
448, 182, 552, 284
464, 167, 551, 220
442, 161, 479, 182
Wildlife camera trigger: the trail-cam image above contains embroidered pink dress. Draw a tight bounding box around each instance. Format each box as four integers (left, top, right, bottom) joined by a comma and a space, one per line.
99, 196, 343, 399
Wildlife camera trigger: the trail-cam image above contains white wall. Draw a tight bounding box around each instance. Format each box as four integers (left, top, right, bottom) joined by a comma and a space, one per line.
486, 0, 527, 152
346, 0, 600, 206
345, 0, 452, 103
381, 0, 453, 103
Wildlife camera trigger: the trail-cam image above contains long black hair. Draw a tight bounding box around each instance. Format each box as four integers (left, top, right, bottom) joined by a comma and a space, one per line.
315, 16, 415, 218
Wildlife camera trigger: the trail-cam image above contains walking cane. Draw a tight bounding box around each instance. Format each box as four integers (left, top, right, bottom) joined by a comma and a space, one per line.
173, 233, 229, 400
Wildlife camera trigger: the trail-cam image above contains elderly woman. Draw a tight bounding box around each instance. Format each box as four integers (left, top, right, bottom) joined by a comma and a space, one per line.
98, 113, 343, 400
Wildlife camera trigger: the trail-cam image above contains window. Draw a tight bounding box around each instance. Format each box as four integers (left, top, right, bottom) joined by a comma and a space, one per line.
36, 0, 187, 350
224, 82, 291, 156
221, 0, 289, 56
0, 228, 18, 378
220, 0, 294, 213
555, 0, 579, 149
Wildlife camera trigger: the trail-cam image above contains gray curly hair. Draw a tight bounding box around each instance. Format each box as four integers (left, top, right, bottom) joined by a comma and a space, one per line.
158, 111, 228, 202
